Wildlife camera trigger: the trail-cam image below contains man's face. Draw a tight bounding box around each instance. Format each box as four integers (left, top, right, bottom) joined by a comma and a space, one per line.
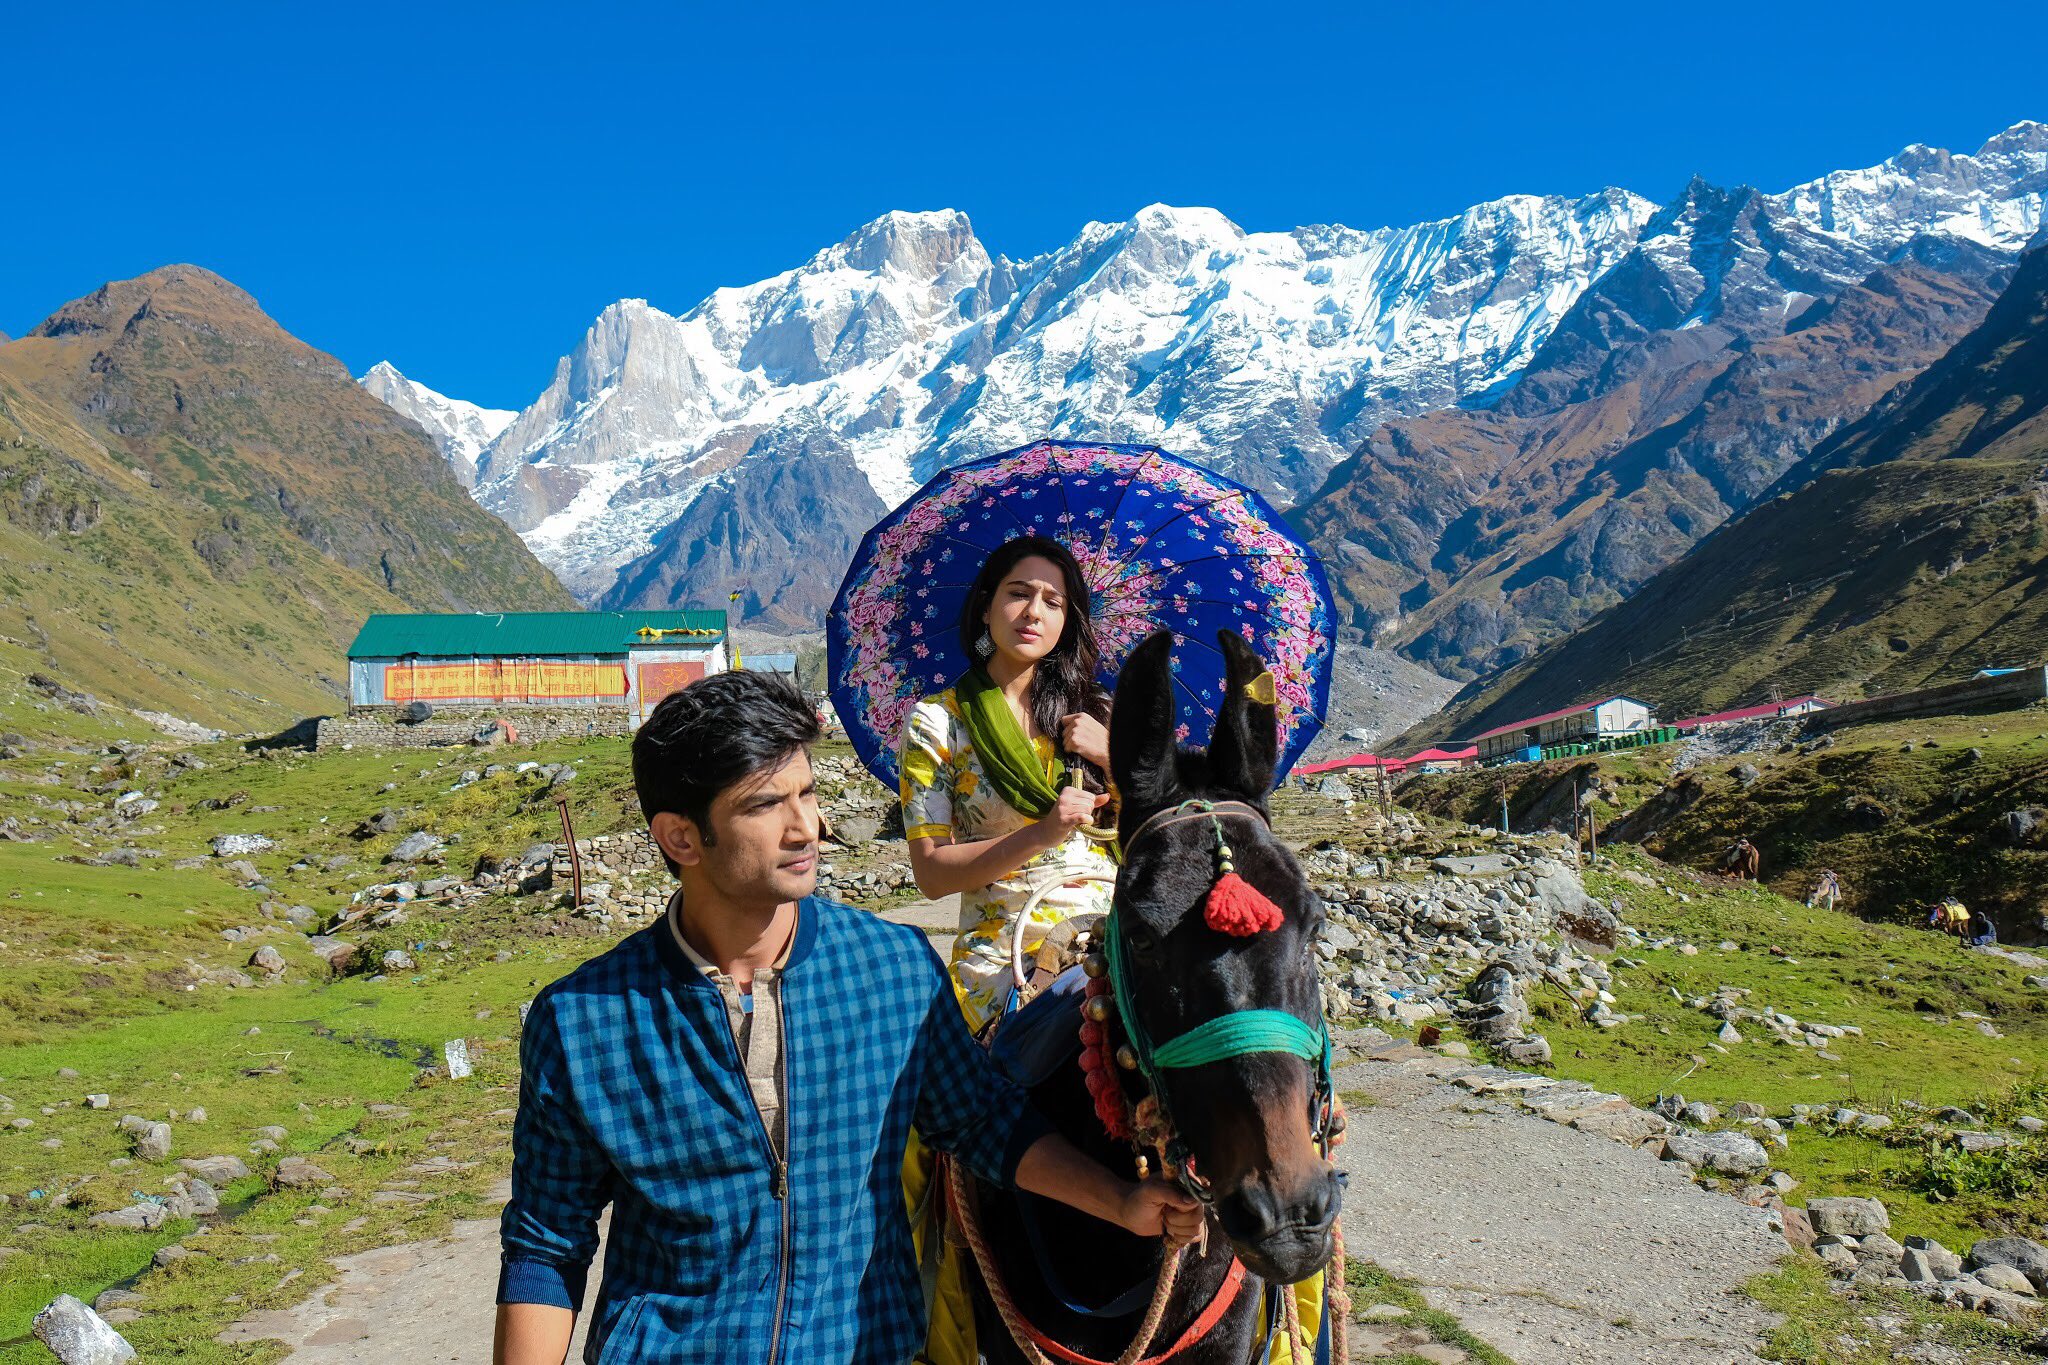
662, 750, 820, 908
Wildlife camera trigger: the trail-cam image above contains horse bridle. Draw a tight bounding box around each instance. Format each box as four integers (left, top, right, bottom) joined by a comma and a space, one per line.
1102, 798, 1338, 1205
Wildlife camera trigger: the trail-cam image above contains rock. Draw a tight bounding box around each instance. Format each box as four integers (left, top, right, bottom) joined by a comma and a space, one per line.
396, 700, 434, 724
132, 1121, 172, 1162
180, 1155, 251, 1183
1967, 1237, 2048, 1292
223, 859, 263, 886
1998, 807, 2045, 846
1729, 1100, 1767, 1120
32, 1294, 136, 1363
87, 1203, 167, 1231
168, 1173, 219, 1217
381, 949, 415, 973
1856, 1231, 1905, 1267
1315, 777, 1355, 803
1815, 1242, 1858, 1273
1718, 1022, 1743, 1045
1429, 853, 1515, 875
85, 1094, 110, 1110
1681, 1101, 1720, 1126
307, 937, 356, 973
1502, 1035, 1552, 1066
386, 831, 443, 864
356, 808, 401, 838
274, 1156, 335, 1189
1662, 1130, 1770, 1177
247, 945, 286, 976
211, 833, 274, 857
1903, 1237, 1963, 1281
1571, 1107, 1674, 1146
1972, 1262, 2038, 1296
831, 815, 882, 846
1808, 1196, 1890, 1238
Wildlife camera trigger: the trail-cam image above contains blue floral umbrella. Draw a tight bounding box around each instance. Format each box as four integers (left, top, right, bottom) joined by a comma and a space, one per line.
827, 439, 1335, 789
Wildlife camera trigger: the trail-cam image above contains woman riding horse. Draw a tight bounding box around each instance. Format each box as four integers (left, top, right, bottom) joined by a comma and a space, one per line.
897, 537, 1329, 1362
953, 627, 1342, 1364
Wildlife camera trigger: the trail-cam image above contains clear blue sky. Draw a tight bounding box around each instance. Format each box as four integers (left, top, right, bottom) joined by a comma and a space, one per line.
6, 0, 2044, 410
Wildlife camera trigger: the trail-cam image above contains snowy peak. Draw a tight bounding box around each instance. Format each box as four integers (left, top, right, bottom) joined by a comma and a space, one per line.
1771, 120, 2047, 252
357, 361, 515, 489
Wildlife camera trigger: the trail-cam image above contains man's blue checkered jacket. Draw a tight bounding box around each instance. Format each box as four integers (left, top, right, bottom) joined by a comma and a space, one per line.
498, 893, 1051, 1363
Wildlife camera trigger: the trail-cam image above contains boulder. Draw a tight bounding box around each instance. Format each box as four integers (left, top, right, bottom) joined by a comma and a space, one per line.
211, 833, 274, 857
1807, 1196, 1890, 1238
32, 1294, 136, 1363
1902, 1237, 1963, 1282
247, 945, 286, 976
1971, 1263, 2038, 1296
382, 949, 416, 973
132, 1121, 172, 1162
179, 1155, 251, 1183
1967, 1237, 2048, 1292
385, 831, 443, 864
396, 700, 434, 724
86, 1203, 167, 1231
273, 1157, 335, 1189
1662, 1130, 1770, 1177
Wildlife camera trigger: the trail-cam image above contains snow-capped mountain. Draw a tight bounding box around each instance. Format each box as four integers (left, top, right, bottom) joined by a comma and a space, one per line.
362, 122, 2048, 626
358, 360, 516, 489
467, 194, 1659, 606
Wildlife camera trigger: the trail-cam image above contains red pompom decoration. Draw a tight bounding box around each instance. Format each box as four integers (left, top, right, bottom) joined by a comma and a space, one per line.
1204, 872, 1284, 936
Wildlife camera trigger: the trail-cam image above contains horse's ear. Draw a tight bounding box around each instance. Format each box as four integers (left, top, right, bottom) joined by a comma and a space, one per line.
1111, 630, 1181, 812
1208, 630, 1278, 801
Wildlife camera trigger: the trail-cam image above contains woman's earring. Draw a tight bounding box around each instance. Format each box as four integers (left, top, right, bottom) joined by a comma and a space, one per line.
974, 631, 995, 660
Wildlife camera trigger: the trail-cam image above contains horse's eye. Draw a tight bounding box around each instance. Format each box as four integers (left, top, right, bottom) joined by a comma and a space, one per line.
1124, 924, 1158, 953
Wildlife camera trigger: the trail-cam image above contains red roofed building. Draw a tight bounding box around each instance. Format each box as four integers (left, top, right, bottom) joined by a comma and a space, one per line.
1678, 697, 1831, 729
1405, 746, 1479, 773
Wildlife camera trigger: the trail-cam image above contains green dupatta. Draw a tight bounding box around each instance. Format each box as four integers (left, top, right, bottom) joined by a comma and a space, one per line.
953, 664, 1063, 819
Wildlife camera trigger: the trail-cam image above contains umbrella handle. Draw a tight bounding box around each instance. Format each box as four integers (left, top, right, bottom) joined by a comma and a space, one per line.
1065, 761, 1120, 844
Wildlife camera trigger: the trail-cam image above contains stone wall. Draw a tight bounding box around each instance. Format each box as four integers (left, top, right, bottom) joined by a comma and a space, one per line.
1806, 668, 2048, 733
315, 708, 634, 750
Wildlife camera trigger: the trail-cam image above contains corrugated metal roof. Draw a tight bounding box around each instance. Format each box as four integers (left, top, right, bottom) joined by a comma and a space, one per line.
1678, 697, 1830, 729
1466, 696, 1650, 744
347, 611, 727, 659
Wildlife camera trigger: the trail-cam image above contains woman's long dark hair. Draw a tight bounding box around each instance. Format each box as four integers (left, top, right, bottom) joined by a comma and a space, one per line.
959, 535, 1112, 787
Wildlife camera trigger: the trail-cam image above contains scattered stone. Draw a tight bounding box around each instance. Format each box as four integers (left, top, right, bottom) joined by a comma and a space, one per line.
211, 833, 275, 857
132, 1121, 172, 1162
273, 1157, 335, 1189
1662, 1130, 1770, 1177
1717, 1021, 1742, 1044
381, 949, 415, 973
247, 945, 287, 976
386, 831, 444, 864
180, 1155, 251, 1183
1808, 1196, 1890, 1238
32, 1293, 136, 1363
1967, 1237, 2048, 1293
1972, 1262, 2038, 1296
87, 1203, 167, 1231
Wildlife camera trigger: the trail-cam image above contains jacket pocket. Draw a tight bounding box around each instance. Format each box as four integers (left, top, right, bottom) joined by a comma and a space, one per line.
594, 1297, 648, 1363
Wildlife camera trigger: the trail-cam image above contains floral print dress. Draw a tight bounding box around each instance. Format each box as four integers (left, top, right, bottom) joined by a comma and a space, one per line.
899, 688, 1117, 1032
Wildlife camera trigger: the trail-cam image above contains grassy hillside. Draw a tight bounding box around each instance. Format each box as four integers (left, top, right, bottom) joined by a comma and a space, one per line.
0, 267, 576, 733
1409, 244, 2048, 748
1399, 706, 2048, 935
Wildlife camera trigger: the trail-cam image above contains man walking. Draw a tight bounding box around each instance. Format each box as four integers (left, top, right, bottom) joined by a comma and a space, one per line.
495, 670, 1200, 1363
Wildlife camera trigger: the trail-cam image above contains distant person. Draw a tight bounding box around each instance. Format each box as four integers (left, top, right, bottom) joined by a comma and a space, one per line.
1806, 869, 1840, 910
1967, 908, 1999, 948
492, 670, 1199, 1364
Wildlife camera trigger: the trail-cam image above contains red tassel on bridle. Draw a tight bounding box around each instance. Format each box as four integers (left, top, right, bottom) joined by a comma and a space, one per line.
1203, 827, 1282, 936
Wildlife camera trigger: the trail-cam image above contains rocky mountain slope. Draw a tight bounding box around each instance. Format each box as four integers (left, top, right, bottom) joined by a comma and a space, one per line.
1411, 237, 2048, 744
0, 267, 571, 730
1296, 123, 2047, 681
367, 125, 2047, 634
357, 361, 515, 489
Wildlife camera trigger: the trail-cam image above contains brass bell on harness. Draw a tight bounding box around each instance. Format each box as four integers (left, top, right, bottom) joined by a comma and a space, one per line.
1082, 953, 1107, 979
1082, 995, 1115, 1024
1115, 1044, 1139, 1071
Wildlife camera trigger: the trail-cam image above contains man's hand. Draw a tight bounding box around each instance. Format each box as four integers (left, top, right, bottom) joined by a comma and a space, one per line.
1115, 1178, 1206, 1244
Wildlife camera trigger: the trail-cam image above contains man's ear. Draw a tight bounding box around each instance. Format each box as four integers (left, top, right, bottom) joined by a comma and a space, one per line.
649, 811, 705, 869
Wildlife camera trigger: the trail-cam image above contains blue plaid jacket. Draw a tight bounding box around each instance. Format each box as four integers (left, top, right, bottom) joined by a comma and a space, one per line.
498, 894, 1050, 1363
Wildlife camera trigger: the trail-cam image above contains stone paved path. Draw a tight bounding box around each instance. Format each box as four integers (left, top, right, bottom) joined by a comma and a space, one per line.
221, 948, 1789, 1364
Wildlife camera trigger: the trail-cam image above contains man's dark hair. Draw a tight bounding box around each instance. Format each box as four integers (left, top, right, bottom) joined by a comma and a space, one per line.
633, 670, 821, 862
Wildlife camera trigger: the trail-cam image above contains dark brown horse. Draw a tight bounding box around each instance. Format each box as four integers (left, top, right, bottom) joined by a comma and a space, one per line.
957, 629, 1340, 1364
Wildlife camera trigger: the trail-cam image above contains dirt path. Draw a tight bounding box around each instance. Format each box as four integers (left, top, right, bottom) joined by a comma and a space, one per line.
220, 921, 1788, 1364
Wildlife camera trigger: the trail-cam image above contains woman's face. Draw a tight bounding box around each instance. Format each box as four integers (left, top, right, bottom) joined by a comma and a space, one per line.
984, 555, 1069, 667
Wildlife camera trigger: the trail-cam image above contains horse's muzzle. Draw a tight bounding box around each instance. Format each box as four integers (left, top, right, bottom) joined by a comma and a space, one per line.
1215, 1166, 1340, 1285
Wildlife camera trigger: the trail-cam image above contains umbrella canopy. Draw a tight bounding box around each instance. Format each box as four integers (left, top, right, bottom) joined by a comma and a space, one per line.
827, 439, 1335, 789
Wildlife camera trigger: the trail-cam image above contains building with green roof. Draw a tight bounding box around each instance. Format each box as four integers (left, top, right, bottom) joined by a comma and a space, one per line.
345, 611, 727, 721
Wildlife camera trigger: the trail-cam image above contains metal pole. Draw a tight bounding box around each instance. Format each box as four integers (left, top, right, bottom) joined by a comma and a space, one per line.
1498, 777, 1510, 834
1571, 782, 1582, 866
1586, 785, 1599, 862
1376, 761, 1391, 823
556, 797, 583, 908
